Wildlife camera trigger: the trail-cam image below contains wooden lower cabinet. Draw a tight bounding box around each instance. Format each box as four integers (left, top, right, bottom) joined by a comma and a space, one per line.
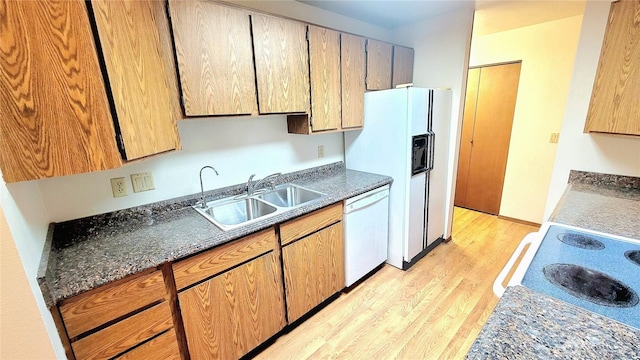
178, 252, 286, 359
55, 269, 181, 360
281, 215, 344, 323
115, 329, 181, 360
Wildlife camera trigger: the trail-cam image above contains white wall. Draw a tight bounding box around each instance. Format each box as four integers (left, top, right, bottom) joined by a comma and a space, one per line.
0, 178, 63, 357
223, 0, 392, 41
38, 116, 343, 222
469, 15, 583, 223
391, 6, 475, 239
0, 202, 57, 359
544, 0, 640, 219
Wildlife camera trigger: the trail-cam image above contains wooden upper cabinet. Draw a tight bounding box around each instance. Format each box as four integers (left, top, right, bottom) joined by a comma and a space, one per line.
168, 0, 258, 117
308, 25, 341, 132
341, 33, 366, 129
366, 39, 393, 90
584, 0, 640, 136
252, 14, 310, 114
0, 0, 122, 183
392, 45, 415, 88
91, 0, 181, 160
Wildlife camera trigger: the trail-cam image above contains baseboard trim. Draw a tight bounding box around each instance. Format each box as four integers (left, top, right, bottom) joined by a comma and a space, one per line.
402, 237, 444, 270
497, 215, 541, 228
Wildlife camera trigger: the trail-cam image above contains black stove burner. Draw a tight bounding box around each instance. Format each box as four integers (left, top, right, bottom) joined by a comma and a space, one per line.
543, 263, 639, 308
556, 232, 605, 250
625, 250, 640, 267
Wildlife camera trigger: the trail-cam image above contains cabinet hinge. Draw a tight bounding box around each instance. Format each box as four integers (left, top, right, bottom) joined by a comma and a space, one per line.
116, 134, 126, 157
365, 39, 368, 54
306, 26, 309, 41
309, 116, 313, 128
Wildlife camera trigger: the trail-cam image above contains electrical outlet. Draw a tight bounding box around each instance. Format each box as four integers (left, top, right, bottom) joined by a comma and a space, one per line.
318, 145, 325, 158
110, 177, 127, 198
549, 132, 560, 143
131, 172, 155, 193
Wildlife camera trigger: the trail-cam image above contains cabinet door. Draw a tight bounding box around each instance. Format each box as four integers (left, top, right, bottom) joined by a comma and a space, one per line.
168, 0, 258, 116
179, 252, 286, 359
341, 34, 366, 129
366, 39, 393, 90
282, 222, 344, 323
0, 0, 122, 183
91, 0, 181, 160
308, 25, 341, 132
392, 45, 414, 88
584, 0, 640, 136
252, 14, 310, 114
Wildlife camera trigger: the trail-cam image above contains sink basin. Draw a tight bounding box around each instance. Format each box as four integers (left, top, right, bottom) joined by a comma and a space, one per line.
195, 197, 277, 230
194, 183, 325, 231
256, 184, 325, 207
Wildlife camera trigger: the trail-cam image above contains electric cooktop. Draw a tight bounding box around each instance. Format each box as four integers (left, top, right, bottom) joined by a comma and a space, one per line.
520, 224, 640, 329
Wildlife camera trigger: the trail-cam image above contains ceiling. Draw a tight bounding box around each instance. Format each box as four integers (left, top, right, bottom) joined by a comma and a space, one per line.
297, 0, 586, 35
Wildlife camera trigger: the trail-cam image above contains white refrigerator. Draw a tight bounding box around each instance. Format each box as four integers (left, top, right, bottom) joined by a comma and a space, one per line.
344, 87, 452, 270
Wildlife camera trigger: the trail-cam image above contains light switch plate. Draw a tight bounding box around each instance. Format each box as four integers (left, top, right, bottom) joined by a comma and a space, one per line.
131, 172, 155, 193
110, 177, 127, 198
549, 133, 560, 143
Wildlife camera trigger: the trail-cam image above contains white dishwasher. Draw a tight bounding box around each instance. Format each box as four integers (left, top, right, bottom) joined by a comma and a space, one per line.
343, 185, 390, 287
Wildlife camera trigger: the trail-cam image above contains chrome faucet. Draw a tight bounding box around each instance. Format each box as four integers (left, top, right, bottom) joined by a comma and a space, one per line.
199, 166, 219, 208
246, 173, 281, 196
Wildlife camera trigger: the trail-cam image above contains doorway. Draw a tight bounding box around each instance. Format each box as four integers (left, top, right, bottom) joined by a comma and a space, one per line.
454, 62, 521, 215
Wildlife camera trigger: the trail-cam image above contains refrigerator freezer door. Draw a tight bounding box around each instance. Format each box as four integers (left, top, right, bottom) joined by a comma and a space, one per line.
407, 172, 426, 262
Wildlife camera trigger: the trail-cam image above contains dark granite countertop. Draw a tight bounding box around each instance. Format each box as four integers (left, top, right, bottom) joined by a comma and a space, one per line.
466, 286, 640, 359
549, 171, 640, 239
37, 162, 392, 306
467, 171, 640, 359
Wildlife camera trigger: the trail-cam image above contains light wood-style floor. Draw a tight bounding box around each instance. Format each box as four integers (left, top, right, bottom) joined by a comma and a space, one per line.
254, 207, 539, 360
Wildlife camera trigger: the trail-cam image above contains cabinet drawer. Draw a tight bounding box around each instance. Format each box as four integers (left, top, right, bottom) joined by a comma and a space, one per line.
173, 227, 277, 290
60, 270, 167, 338
280, 203, 342, 245
71, 302, 173, 360
115, 328, 181, 360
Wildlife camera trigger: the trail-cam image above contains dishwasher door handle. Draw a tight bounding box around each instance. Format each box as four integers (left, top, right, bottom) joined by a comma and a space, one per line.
344, 187, 389, 214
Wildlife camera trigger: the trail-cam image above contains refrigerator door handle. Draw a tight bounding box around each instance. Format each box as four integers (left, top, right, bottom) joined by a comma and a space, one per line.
426, 131, 435, 171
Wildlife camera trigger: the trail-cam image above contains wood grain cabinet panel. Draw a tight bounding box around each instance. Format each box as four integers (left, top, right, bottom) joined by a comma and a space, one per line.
366, 39, 393, 90
115, 329, 181, 360
252, 14, 310, 114
0, 0, 122, 183
392, 45, 415, 88
282, 221, 345, 323
168, 0, 258, 116
71, 302, 173, 360
341, 33, 366, 129
584, 0, 640, 136
308, 25, 341, 132
59, 270, 166, 339
172, 228, 277, 290
91, 0, 181, 160
179, 252, 286, 359
280, 203, 343, 246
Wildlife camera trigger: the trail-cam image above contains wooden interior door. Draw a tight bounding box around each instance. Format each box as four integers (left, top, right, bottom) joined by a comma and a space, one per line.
455, 62, 521, 215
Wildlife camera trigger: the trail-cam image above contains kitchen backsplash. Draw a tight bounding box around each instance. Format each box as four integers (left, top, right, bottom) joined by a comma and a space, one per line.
569, 170, 640, 189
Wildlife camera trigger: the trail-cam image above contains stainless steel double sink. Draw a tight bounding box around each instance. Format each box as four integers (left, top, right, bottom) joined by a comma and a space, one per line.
193, 184, 326, 231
